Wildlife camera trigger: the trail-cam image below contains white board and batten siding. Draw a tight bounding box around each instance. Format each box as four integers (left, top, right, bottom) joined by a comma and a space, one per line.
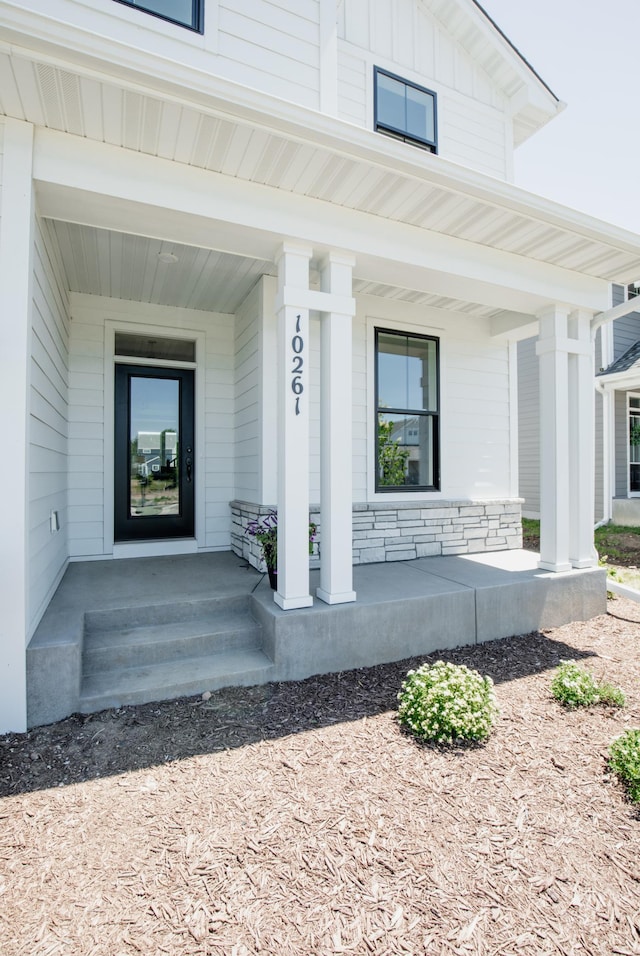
67, 295, 236, 557
338, 0, 511, 180
21, 0, 324, 114
28, 216, 70, 636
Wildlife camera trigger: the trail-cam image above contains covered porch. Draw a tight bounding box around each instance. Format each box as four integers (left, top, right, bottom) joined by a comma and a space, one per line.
26, 549, 605, 728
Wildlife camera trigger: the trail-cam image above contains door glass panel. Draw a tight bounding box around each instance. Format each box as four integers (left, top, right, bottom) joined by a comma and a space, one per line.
129, 377, 180, 518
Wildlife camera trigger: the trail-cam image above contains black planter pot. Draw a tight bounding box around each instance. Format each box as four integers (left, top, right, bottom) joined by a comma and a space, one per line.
267, 567, 277, 590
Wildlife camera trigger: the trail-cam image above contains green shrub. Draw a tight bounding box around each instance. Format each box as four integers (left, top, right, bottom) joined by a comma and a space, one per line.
397, 661, 497, 744
550, 660, 625, 708
609, 730, 640, 803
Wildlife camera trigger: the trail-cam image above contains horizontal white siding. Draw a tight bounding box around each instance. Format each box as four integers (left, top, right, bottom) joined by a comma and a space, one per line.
203, 308, 235, 550
67, 314, 104, 557
353, 296, 513, 503
29, 216, 70, 631
516, 337, 540, 517
337, 0, 509, 179
68, 295, 237, 556
234, 281, 262, 504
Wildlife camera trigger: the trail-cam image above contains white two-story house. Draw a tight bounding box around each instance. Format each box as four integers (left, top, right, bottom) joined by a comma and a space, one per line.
2, 0, 640, 732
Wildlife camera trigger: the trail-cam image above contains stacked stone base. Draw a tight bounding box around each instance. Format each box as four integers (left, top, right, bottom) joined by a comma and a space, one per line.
231, 499, 522, 568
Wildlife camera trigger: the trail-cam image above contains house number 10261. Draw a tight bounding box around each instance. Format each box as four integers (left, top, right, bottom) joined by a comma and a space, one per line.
291, 314, 304, 415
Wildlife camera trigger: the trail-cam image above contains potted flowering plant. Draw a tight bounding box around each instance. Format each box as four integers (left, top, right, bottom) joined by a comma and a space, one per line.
245, 510, 317, 589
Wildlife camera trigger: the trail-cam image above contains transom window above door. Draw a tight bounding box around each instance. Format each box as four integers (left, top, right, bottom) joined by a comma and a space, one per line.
113, 0, 204, 32
374, 67, 438, 153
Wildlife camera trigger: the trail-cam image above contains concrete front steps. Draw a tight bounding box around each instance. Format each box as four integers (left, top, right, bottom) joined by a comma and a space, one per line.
79, 595, 274, 712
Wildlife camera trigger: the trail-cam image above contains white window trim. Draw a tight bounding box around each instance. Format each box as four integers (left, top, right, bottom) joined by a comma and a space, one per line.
628, 391, 640, 498
104, 318, 206, 556
365, 311, 447, 502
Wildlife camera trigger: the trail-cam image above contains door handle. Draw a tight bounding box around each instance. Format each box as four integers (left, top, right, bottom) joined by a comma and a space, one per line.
186, 457, 193, 482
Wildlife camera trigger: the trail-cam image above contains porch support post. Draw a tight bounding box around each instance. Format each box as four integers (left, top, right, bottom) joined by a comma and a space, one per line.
536, 306, 572, 571
0, 119, 34, 732
274, 242, 313, 609
568, 309, 597, 568
317, 252, 356, 605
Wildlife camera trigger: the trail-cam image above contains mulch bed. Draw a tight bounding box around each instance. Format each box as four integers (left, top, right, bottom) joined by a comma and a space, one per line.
2, 597, 640, 955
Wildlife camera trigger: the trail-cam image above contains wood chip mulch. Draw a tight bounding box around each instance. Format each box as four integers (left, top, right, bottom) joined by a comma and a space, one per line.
1, 597, 640, 955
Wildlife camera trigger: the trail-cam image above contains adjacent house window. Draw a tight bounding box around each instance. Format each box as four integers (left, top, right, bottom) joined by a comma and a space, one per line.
114, 0, 204, 32
629, 396, 640, 495
376, 329, 439, 491
374, 67, 437, 153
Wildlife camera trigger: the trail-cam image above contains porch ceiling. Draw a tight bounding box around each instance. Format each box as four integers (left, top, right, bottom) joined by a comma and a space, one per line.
47, 220, 273, 314
48, 220, 500, 320
4, 47, 640, 288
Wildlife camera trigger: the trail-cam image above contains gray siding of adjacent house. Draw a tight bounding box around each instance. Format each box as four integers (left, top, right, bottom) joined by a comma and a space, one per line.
615, 390, 629, 498
594, 328, 604, 523
610, 284, 640, 501
517, 336, 539, 517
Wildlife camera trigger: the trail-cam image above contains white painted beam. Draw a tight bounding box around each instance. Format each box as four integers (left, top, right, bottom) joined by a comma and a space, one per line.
33, 129, 611, 315
568, 310, 597, 568
274, 243, 313, 610
317, 252, 356, 606
536, 306, 571, 572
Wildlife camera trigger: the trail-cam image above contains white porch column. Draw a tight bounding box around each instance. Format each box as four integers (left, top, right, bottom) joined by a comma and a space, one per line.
568, 309, 597, 568
274, 243, 313, 609
536, 306, 572, 571
317, 253, 356, 605
0, 119, 34, 732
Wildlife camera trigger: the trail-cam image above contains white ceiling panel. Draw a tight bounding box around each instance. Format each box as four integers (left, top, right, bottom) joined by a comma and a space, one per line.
47, 221, 272, 314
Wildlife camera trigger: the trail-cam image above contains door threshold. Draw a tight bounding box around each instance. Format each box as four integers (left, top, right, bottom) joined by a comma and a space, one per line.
113, 539, 198, 559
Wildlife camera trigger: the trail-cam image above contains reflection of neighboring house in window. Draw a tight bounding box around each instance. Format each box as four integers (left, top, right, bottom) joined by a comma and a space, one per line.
388, 417, 422, 484
135, 430, 177, 475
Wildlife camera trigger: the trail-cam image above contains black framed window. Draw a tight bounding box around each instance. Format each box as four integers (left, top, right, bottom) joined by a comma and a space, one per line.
376, 329, 439, 492
374, 67, 437, 153
114, 0, 203, 32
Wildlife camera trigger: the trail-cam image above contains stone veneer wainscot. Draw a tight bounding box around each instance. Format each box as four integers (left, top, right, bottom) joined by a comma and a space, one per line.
230, 499, 523, 570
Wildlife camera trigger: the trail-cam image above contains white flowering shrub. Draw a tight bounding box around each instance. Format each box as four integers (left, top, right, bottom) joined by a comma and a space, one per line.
551, 660, 625, 708
609, 729, 640, 804
397, 661, 497, 744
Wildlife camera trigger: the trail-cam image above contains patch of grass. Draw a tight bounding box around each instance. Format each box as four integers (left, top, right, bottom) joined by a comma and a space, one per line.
551, 660, 625, 709
609, 729, 640, 803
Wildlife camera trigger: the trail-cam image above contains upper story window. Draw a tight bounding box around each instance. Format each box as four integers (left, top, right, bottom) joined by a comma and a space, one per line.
376, 329, 440, 492
114, 0, 204, 32
374, 67, 437, 153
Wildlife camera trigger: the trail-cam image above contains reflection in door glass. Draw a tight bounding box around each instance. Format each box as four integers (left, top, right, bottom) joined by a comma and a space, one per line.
129, 377, 180, 518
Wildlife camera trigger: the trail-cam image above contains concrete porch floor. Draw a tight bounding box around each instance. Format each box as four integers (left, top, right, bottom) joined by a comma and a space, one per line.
26, 550, 607, 728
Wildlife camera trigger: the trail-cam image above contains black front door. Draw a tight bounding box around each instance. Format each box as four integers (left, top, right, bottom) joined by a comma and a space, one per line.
114, 365, 195, 541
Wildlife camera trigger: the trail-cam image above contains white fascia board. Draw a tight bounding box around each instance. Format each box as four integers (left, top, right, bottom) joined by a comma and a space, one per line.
591, 296, 640, 334
596, 369, 640, 391
3, 10, 640, 270
33, 128, 610, 314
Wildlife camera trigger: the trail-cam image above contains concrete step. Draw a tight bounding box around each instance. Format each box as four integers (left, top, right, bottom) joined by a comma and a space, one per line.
82, 611, 262, 672
79, 646, 275, 713
79, 594, 273, 713
84, 594, 251, 634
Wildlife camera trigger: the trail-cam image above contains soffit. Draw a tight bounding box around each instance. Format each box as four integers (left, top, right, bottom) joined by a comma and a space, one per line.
3, 50, 640, 287
48, 221, 272, 314
50, 220, 500, 319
